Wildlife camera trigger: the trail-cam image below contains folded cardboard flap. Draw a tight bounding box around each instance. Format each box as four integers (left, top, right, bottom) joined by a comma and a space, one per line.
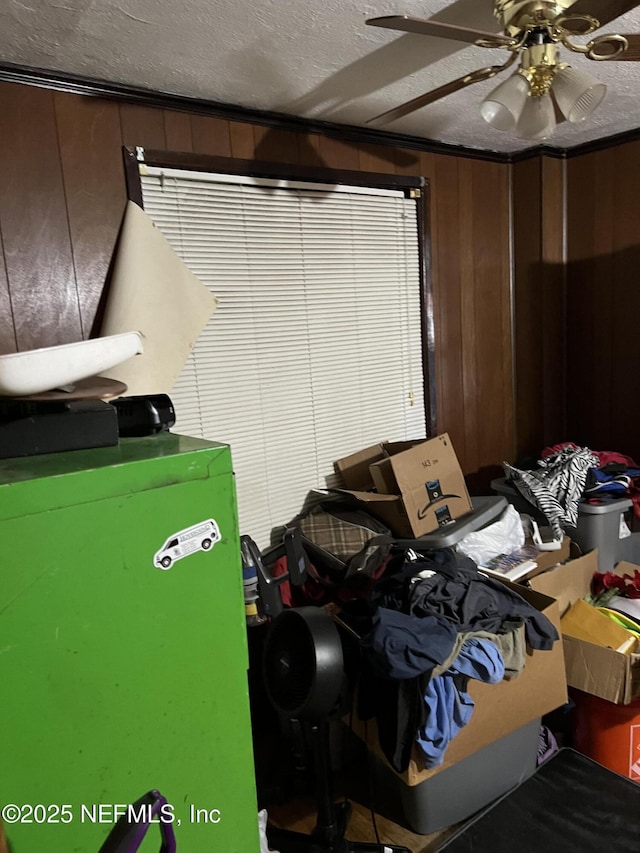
333, 439, 427, 493
530, 550, 596, 617
614, 560, 640, 579
352, 583, 567, 787
564, 635, 639, 700
531, 550, 640, 704
524, 535, 572, 577
331, 488, 410, 535
334, 443, 388, 492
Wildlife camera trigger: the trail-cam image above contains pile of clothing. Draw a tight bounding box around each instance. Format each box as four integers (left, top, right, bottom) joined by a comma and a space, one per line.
504, 442, 640, 539
343, 547, 559, 773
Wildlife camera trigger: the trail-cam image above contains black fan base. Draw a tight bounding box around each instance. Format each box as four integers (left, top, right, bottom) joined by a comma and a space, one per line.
263, 609, 411, 853
267, 801, 411, 853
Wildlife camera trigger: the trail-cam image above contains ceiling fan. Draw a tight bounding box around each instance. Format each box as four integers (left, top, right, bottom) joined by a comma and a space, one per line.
366, 0, 640, 139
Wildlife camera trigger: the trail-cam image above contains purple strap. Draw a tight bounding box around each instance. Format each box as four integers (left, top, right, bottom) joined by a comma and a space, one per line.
97, 790, 177, 853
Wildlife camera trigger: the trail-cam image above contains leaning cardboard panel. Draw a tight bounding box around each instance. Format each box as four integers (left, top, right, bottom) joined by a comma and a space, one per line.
530, 550, 640, 705
352, 584, 567, 786
100, 200, 218, 395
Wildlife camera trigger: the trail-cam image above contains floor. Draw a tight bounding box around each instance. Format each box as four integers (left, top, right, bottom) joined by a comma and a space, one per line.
266, 793, 458, 852
257, 726, 459, 853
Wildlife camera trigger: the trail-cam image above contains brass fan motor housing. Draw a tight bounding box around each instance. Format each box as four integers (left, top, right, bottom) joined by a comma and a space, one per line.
519, 43, 562, 94
496, 0, 580, 33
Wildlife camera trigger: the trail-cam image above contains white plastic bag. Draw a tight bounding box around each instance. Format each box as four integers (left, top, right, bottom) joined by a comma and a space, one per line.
456, 504, 525, 565
258, 809, 280, 853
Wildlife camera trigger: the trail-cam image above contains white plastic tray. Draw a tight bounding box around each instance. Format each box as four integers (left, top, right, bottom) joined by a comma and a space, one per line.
0, 331, 144, 397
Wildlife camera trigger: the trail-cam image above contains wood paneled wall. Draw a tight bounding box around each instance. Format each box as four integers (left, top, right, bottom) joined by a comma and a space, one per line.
512, 155, 566, 462
0, 80, 514, 487
566, 140, 640, 460
512, 140, 640, 464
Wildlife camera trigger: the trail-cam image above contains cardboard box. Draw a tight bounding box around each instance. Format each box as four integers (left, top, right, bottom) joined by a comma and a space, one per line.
561, 598, 638, 654
352, 582, 567, 786
530, 536, 573, 573
508, 534, 572, 580
334, 440, 418, 491
334, 434, 473, 538
530, 550, 640, 704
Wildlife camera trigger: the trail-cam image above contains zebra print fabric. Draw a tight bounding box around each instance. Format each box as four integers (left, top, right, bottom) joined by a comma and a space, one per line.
504, 445, 599, 538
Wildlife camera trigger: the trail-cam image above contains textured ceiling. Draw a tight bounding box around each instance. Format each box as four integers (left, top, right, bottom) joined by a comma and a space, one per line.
2, 0, 640, 153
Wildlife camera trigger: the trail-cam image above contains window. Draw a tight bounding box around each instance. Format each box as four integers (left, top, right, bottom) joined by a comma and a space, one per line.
133, 155, 430, 548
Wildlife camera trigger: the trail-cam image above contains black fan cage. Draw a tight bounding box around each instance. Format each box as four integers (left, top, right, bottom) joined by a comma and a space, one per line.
264, 612, 316, 715
263, 607, 344, 720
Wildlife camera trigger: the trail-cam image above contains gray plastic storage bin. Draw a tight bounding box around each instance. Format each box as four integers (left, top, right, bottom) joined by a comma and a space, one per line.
344, 719, 540, 835
492, 477, 640, 573
565, 499, 639, 573
491, 477, 548, 523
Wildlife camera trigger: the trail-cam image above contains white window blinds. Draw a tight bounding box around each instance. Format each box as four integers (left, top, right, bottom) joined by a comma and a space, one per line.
140, 167, 426, 548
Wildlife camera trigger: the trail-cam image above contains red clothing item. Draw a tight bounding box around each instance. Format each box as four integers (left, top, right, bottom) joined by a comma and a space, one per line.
271, 552, 391, 608
271, 554, 326, 608
541, 442, 638, 469
541, 442, 581, 459
594, 450, 639, 468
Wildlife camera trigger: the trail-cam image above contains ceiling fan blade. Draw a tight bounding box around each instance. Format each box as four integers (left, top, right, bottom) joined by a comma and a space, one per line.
366, 15, 516, 48
366, 66, 502, 126
607, 32, 640, 58
563, 0, 640, 27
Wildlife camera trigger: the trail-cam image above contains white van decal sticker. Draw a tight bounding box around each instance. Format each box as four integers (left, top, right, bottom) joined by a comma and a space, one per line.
153, 519, 221, 570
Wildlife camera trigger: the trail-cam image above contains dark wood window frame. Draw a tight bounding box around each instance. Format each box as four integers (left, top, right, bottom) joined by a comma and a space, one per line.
123, 145, 436, 435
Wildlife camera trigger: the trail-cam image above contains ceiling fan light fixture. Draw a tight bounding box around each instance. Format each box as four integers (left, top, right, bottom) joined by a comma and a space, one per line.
551, 65, 607, 122
362, 3, 638, 142
480, 72, 530, 131
515, 92, 556, 139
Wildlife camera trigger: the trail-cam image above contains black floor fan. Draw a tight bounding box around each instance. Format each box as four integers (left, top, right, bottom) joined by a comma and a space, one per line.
262, 606, 410, 853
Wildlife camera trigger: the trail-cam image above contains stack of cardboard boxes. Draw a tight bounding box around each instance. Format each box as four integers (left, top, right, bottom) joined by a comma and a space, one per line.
531, 552, 640, 706
337, 431, 640, 827
335, 434, 569, 833
530, 551, 640, 783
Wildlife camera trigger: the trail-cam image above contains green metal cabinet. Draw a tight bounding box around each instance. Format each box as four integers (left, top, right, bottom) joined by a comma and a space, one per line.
0, 434, 260, 853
